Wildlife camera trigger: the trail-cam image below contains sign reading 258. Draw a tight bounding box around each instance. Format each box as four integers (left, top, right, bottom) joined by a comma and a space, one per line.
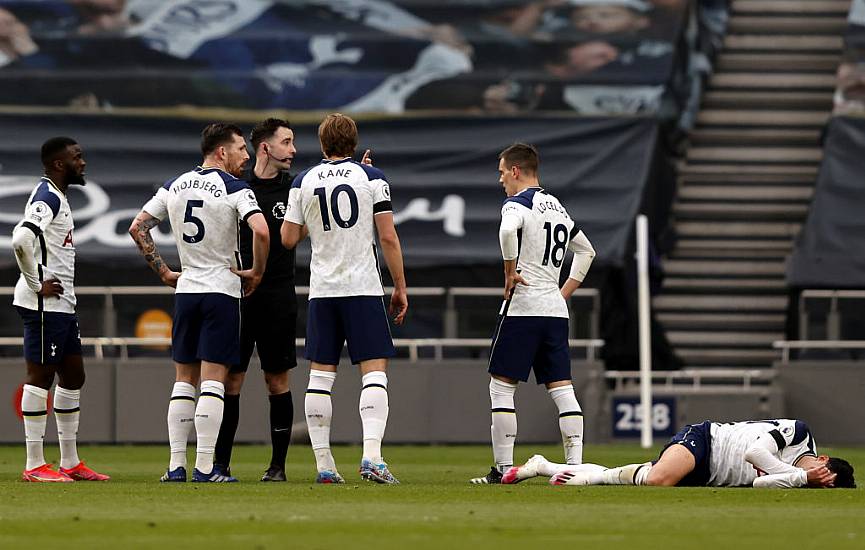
612, 397, 675, 438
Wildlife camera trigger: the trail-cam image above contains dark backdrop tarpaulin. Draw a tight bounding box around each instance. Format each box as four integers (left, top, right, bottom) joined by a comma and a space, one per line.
0, 114, 658, 272
787, 116, 865, 288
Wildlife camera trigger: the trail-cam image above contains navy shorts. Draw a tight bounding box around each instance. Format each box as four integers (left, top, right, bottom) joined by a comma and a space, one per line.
233, 289, 297, 374
488, 316, 571, 384
305, 296, 395, 365
16, 307, 82, 365
659, 420, 713, 486
173, 293, 240, 366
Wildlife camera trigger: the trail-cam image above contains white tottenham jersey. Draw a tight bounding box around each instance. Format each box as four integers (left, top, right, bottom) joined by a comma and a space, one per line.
285, 158, 392, 299
143, 166, 261, 298
13, 178, 77, 314
499, 187, 594, 318
709, 419, 817, 487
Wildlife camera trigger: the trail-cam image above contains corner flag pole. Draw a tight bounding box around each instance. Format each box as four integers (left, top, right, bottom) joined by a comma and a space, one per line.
636, 215, 653, 449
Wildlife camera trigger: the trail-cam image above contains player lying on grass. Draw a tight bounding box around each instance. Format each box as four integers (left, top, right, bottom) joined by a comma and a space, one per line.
503, 418, 856, 489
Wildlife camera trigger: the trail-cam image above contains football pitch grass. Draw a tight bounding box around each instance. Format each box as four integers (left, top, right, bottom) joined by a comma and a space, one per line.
1, 444, 864, 550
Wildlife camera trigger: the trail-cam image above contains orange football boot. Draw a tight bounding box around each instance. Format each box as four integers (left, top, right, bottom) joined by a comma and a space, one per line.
59, 461, 110, 481
22, 463, 74, 482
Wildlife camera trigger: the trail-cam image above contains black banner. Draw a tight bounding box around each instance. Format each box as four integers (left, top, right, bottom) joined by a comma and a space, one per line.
0, 113, 658, 270
788, 116, 865, 288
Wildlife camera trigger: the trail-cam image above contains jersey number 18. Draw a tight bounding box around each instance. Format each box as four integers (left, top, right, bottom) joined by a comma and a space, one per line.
542, 222, 568, 267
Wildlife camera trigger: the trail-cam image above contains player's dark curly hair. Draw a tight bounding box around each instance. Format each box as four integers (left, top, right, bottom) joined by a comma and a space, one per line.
41, 136, 77, 168
250, 118, 292, 151
200, 123, 243, 156
827, 457, 856, 488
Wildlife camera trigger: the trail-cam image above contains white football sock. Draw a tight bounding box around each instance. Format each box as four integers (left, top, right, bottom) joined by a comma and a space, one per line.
53, 386, 81, 469
535, 457, 596, 477
600, 462, 653, 485
489, 378, 518, 472
306, 370, 337, 473
22, 384, 48, 470
167, 382, 195, 470
359, 371, 389, 464
194, 380, 225, 474
548, 385, 584, 465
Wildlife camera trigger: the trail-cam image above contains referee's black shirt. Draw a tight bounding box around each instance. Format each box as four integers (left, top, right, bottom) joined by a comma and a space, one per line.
239, 170, 295, 294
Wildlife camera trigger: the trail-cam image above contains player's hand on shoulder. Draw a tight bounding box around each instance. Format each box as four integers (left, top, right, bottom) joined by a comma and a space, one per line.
231, 267, 262, 297
159, 269, 181, 288
389, 287, 408, 325
805, 465, 836, 488
37, 278, 64, 298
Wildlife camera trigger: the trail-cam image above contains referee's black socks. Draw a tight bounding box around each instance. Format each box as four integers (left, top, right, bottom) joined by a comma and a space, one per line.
214, 393, 241, 470
269, 391, 293, 469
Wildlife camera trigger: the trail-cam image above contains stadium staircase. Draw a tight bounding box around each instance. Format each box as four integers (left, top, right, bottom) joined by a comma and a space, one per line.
656, 0, 847, 367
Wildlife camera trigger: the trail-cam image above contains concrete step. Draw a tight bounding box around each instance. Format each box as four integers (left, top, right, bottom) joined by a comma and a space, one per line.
667, 331, 784, 347
664, 259, 785, 277
702, 90, 833, 110
657, 312, 786, 330
696, 110, 829, 127
673, 202, 809, 220
686, 146, 822, 164
662, 277, 786, 292
678, 163, 818, 177
654, 295, 787, 311
731, 1, 850, 15
679, 172, 817, 185
711, 72, 836, 90
676, 221, 801, 238
690, 128, 821, 146
671, 247, 788, 259
676, 238, 792, 250
728, 16, 846, 34
717, 53, 839, 72
677, 185, 813, 201
670, 248, 789, 260
723, 34, 842, 52
677, 348, 781, 366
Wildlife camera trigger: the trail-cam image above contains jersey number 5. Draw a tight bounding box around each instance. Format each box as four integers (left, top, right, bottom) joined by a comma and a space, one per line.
542, 222, 568, 267
314, 185, 359, 231
183, 199, 205, 244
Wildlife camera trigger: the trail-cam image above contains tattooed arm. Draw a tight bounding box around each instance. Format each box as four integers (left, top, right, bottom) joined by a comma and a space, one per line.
128, 210, 180, 288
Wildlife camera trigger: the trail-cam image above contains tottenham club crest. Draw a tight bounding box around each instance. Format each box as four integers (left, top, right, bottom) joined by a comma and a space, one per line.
272, 201, 286, 220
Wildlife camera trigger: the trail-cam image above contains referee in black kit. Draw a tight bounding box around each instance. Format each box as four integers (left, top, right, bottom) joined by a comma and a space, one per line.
213, 118, 298, 481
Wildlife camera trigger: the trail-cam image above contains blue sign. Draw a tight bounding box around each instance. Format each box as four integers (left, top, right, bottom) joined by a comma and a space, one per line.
612, 397, 676, 438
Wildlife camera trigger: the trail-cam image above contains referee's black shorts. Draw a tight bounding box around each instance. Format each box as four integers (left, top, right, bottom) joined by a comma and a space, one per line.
232, 288, 297, 374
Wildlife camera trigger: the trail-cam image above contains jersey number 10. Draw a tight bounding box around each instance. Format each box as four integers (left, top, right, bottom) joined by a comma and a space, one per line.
542, 222, 568, 267
314, 185, 359, 231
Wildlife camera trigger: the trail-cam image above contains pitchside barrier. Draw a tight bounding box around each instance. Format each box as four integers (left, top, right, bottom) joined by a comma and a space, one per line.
1, 347, 799, 445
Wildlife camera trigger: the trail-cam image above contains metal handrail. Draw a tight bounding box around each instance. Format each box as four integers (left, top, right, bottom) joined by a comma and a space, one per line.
773, 340, 865, 362
0, 285, 597, 297
0, 285, 602, 340
0, 336, 604, 362
605, 368, 775, 391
